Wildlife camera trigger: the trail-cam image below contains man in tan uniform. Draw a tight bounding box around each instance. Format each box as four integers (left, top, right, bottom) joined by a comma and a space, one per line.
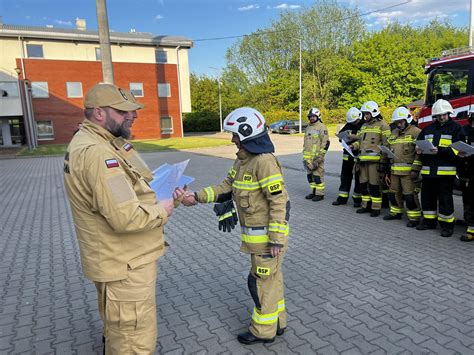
64, 83, 178, 354
183, 107, 290, 345
303, 107, 330, 201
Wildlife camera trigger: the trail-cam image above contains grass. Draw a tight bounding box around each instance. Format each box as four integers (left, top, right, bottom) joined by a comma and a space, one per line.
18, 137, 231, 156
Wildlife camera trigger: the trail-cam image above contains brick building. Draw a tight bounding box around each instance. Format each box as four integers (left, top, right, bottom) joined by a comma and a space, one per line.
0, 20, 193, 147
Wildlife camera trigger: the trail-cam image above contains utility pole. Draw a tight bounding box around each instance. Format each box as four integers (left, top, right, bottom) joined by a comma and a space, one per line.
470, 0, 474, 47
218, 80, 223, 132
96, 0, 114, 84
298, 38, 302, 134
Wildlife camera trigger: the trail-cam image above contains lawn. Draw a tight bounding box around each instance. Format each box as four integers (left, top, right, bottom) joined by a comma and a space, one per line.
18, 137, 231, 156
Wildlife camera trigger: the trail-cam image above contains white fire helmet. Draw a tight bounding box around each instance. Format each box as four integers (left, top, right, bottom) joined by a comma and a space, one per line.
307, 107, 321, 119
346, 107, 362, 123
223, 107, 266, 142
360, 101, 380, 117
391, 107, 412, 124
431, 99, 454, 117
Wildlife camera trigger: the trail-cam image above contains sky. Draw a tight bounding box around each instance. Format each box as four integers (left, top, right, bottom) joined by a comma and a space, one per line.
0, 0, 470, 76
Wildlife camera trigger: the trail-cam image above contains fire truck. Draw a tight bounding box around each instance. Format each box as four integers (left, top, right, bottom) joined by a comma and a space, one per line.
418, 47, 473, 129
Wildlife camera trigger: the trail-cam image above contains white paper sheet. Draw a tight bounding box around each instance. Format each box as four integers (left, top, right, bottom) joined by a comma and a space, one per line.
341, 139, 355, 157
450, 141, 474, 156
150, 160, 194, 200
378, 145, 397, 159
415, 140, 436, 154
336, 130, 352, 143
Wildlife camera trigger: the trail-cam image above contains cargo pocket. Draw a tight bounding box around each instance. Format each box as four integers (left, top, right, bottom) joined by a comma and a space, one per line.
239, 190, 253, 213
252, 254, 278, 280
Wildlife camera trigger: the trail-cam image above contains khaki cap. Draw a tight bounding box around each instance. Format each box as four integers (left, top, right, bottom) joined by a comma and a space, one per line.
84, 83, 141, 111
123, 89, 145, 109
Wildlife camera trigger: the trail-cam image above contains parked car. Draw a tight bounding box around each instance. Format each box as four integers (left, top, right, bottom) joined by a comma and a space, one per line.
279, 120, 307, 134
269, 120, 290, 133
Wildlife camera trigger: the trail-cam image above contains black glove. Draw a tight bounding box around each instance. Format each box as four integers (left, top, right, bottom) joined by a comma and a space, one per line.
213, 200, 238, 233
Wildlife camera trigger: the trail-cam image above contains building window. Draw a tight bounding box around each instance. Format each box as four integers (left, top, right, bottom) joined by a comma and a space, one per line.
31, 82, 49, 98
155, 50, 168, 63
95, 47, 101, 61
160, 116, 173, 134
66, 82, 83, 98
130, 83, 144, 97
26, 44, 44, 58
0, 82, 19, 98
158, 83, 171, 98
36, 121, 54, 140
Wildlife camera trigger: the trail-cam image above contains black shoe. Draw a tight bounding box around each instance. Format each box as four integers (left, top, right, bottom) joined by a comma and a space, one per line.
312, 195, 324, 202
416, 223, 436, 231
383, 214, 402, 221
305, 193, 315, 200
237, 331, 275, 345
406, 220, 419, 228
460, 234, 474, 242
353, 202, 362, 208
356, 207, 371, 214
370, 210, 381, 217
276, 326, 285, 336
440, 229, 453, 238
332, 199, 347, 206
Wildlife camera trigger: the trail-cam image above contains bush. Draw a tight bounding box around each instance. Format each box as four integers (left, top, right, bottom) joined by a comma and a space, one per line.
183, 111, 221, 132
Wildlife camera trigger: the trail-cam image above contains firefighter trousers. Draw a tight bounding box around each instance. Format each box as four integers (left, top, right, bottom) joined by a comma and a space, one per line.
388, 175, 421, 221
359, 162, 382, 210
461, 179, 474, 236
338, 158, 361, 203
248, 252, 286, 339
421, 177, 455, 230
95, 261, 158, 355
307, 162, 325, 196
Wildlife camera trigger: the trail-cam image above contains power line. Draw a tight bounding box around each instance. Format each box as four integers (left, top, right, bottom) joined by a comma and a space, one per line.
192, 0, 411, 42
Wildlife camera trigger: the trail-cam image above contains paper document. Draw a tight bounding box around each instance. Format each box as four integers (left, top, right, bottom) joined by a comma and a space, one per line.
415, 140, 436, 154
450, 141, 474, 156
341, 140, 355, 157
150, 160, 195, 200
378, 145, 398, 159
336, 130, 352, 143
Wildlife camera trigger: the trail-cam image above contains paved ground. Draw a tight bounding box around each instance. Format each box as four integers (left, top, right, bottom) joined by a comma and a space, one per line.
1, 143, 473, 354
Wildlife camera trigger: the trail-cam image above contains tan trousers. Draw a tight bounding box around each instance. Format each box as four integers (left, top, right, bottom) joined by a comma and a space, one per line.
95, 261, 158, 355
359, 162, 382, 210
389, 175, 421, 220
248, 253, 286, 339
307, 162, 325, 196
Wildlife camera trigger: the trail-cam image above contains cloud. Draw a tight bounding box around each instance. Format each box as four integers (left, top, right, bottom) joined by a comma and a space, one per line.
274, 3, 301, 10
154, 14, 164, 20
238, 4, 260, 11
55, 19, 72, 26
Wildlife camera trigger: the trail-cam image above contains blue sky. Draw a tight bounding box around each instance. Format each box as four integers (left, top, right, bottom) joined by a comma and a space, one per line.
0, 0, 469, 76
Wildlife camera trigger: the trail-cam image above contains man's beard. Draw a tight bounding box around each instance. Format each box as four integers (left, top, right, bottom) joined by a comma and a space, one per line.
105, 114, 131, 139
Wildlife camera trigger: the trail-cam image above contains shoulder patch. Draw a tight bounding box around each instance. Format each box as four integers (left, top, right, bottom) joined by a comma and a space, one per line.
123, 142, 133, 152
105, 159, 119, 168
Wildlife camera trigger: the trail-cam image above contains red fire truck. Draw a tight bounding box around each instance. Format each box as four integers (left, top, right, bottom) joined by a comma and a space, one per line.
418, 47, 472, 129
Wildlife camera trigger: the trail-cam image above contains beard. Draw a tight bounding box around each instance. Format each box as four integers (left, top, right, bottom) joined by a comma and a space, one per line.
105, 113, 131, 139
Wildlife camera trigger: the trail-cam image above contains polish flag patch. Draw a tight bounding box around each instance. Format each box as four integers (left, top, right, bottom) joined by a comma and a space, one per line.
123, 143, 133, 152
105, 159, 119, 168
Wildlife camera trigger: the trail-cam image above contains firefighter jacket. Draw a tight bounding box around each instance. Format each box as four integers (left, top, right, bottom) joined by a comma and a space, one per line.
64, 119, 168, 282
412, 119, 463, 177
457, 124, 474, 179
383, 125, 421, 176
303, 120, 330, 164
352, 119, 391, 162
196, 149, 290, 255
339, 120, 363, 162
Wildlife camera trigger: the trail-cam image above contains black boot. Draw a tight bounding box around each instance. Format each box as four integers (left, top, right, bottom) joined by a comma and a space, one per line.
383, 213, 402, 221
406, 220, 419, 228
460, 233, 474, 242
305, 189, 316, 199
416, 223, 436, 231
356, 207, 371, 214
237, 331, 275, 345
332, 197, 347, 206
370, 210, 381, 217
312, 195, 324, 202
440, 229, 453, 238
353, 201, 362, 208
276, 320, 285, 336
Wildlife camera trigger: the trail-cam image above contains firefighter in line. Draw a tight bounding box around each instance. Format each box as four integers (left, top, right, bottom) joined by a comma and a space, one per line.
381, 107, 422, 227
182, 107, 290, 345
332, 107, 364, 207
350, 101, 391, 217
457, 112, 474, 241
411, 99, 463, 237
303, 107, 330, 201
63, 83, 182, 354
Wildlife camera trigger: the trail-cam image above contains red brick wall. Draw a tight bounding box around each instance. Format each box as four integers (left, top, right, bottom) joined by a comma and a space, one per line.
17, 58, 183, 144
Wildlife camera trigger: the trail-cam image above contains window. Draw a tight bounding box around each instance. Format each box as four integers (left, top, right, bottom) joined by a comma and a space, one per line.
36, 121, 54, 140
129, 83, 144, 97
158, 83, 171, 97
95, 47, 101, 61
31, 82, 49, 98
66, 82, 83, 98
160, 116, 173, 134
0, 82, 19, 98
26, 44, 44, 58
155, 50, 168, 63
427, 65, 470, 104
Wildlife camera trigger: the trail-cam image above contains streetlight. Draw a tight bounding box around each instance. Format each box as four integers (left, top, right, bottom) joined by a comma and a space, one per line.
209, 67, 223, 132
298, 38, 302, 134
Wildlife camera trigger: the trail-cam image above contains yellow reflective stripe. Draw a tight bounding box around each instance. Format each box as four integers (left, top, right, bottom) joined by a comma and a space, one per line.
241, 234, 269, 243
438, 214, 455, 223
362, 195, 371, 202
467, 227, 474, 233
342, 156, 349, 161
382, 130, 391, 137
437, 170, 456, 176
439, 139, 452, 147
218, 212, 234, 221
360, 128, 382, 133
423, 211, 437, 219
278, 299, 285, 312
407, 210, 421, 217
391, 166, 412, 172
339, 192, 349, 198
371, 197, 382, 203
269, 223, 289, 236
232, 181, 260, 190
359, 155, 381, 161
413, 160, 422, 166
252, 307, 279, 325
389, 137, 416, 144
205, 187, 215, 203
259, 174, 284, 188
390, 206, 403, 213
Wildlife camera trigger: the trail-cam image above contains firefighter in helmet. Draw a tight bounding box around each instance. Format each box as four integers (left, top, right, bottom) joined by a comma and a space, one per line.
303, 107, 330, 201
332, 107, 364, 206
182, 107, 290, 344
351, 101, 391, 217
381, 107, 422, 226
412, 99, 463, 237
